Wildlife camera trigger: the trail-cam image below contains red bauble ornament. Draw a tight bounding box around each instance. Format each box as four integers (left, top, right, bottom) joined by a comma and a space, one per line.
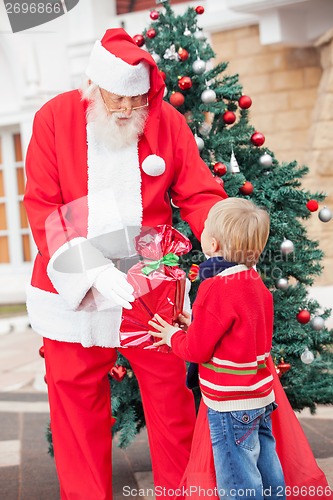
238, 95, 252, 109
39, 345, 45, 358
146, 28, 156, 39
178, 48, 189, 61
111, 416, 117, 427
150, 10, 159, 20
277, 362, 291, 378
188, 264, 200, 282
133, 34, 145, 47
109, 365, 127, 382
306, 200, 319, 212
178, 76, 192, 90
251, 132, 265, 147
195, 5, 205, 14
214, 177, 224, 188
223, 111, 236, 125
213, 162, 227, 176
239, 181, 254, 195
170, 92, 185, 107
296, 309, 311, 324
159, 70, 166, 81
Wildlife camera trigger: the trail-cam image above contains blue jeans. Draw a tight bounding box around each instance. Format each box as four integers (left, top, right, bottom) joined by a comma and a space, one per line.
208, 403, 286, 500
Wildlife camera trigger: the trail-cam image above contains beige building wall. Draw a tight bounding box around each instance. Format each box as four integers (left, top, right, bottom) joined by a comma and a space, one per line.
212, 25, 333, 285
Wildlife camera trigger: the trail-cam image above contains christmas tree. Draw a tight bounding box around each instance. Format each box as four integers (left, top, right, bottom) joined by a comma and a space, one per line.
111, 0, 333, 447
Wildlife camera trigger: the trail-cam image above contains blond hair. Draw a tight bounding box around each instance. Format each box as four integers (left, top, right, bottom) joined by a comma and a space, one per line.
205, 198, 270, 267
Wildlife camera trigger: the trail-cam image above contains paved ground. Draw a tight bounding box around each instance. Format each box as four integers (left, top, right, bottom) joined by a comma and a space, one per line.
0, 319, 332, 499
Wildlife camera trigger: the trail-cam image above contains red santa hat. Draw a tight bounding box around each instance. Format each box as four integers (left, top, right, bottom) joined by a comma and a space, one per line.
86, 29, 150, 96
86, 29, 167, 176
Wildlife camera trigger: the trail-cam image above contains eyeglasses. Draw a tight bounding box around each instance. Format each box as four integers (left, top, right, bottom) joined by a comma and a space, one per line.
99, 88, 149, 114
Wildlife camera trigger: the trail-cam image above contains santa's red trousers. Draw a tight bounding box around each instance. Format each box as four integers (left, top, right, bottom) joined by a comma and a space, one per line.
43, 338, 196, 500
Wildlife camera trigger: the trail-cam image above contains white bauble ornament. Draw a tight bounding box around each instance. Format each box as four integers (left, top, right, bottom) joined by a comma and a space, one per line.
194, 30, 205, 41
310, 316, 325, 331
318, 207, 332, 223
192, 59, 206, 74
194, 134, 204, 151
201, 88, 216, 103
300, 347, 315, 365
142, 155, 166, 176
280, 238, 294, 255
259, 153, 273, 167
276, 278, 289, 290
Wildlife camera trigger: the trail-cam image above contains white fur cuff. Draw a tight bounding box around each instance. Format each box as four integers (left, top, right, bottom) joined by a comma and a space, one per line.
47, 237, 112, 311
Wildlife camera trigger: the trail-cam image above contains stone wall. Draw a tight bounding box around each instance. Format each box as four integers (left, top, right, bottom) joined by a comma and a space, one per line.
211, 25, 333, 285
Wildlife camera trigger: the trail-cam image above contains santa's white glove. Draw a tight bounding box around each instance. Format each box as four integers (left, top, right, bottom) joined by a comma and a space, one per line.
93, 265, 135, 310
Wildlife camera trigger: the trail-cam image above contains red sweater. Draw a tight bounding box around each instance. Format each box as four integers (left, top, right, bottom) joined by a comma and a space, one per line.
171, 265, 275, 411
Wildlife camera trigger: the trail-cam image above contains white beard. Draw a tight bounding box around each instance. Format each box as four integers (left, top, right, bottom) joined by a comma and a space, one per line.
81, 82, 148, 151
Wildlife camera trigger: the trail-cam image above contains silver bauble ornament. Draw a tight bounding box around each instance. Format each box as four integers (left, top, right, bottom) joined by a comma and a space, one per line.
201, 88, 216, 103
310, 316, 325, 331
184, 26, 191, 36
194, 30, 205, 41
300, 347, 315, 365
318, 207, 332, 223
259, 153, 273, 167
280, 238, 294, 255
192, 58, 206, 74
151, 51, 161, 64
194, 134, 204, 151
276, 278, 289, 290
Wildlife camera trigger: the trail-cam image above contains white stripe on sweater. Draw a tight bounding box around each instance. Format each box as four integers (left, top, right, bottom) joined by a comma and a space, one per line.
210, 352, 270, 368
202, 391, 275, 412
199, 374, 273, 392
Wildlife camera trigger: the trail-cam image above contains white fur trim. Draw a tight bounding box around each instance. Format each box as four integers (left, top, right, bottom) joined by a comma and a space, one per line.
142, 154, 166, 176
86, 40, 150, 96
86, 123, 143, 247
47, 237, 113, 311
26, 285, 122, 347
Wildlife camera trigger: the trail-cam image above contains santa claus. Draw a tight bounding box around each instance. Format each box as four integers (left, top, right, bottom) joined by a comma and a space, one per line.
24, 28, 227, 499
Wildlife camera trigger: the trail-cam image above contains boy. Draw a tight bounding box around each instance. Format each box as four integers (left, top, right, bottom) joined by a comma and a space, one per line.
149, 198, 286, 500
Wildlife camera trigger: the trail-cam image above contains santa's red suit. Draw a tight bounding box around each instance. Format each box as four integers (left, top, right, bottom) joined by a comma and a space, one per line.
24, 29, 226, 499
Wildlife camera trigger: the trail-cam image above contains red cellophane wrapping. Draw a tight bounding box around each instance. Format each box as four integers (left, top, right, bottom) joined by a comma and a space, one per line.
120, 225, 192, 353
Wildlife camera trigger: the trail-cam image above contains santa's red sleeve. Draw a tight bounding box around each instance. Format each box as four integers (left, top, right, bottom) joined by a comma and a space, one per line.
169, 114, 227, 240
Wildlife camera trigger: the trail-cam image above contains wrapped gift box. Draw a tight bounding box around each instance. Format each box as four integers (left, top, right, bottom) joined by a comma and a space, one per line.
120, 225, 191, 352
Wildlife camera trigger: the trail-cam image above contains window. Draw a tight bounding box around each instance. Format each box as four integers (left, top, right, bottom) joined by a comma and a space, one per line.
0, 129, 33, 265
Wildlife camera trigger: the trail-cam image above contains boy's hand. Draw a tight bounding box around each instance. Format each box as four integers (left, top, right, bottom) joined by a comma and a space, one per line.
177, 311, 191, 331
148, 314, 182, 347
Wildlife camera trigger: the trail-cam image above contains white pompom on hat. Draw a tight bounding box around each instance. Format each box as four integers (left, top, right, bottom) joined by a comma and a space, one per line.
86, 33, 150, 96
